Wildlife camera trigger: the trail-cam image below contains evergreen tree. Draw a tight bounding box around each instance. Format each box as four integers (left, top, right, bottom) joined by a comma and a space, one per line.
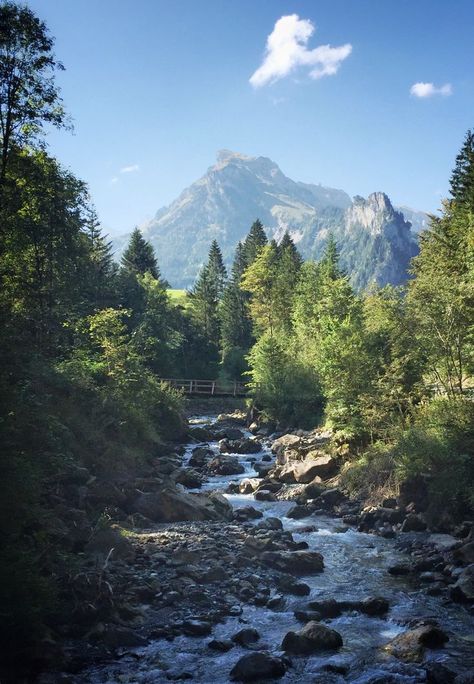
83, 207, 116, 307
220, 242, 253, 377
242, 218, 267, 266
120, 227, 160, 279
188, 240, 226, 347
207, 239, 227, 297
450, 129, 474, 210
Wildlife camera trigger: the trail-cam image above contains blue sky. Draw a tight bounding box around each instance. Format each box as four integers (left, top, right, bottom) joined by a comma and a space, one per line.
27, 0, 474, 235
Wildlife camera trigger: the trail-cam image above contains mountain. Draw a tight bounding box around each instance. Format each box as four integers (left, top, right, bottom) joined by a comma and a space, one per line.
116, 150, 426, 290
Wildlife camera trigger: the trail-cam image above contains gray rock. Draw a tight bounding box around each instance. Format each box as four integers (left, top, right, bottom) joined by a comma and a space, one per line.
230, 652, 287, 682
282, 621, 343, 654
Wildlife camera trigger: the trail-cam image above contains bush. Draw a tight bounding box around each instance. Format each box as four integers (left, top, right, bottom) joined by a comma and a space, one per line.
342, 398, 474, 518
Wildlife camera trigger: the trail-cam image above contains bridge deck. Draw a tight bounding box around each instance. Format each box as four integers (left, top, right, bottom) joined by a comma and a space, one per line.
161, 378, 249, 397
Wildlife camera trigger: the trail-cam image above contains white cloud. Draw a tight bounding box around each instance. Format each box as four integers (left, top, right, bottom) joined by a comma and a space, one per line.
109, 176, 119, 186
250, 14, 352, 88
410, 82, 452, 98
120, 164, 140, 173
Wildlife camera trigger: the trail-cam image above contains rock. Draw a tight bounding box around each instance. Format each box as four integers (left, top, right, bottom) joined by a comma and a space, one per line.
267, 595, 286, 611
383, 497, 398, 509
304, 480, 325, 499
232, 628, 260, 647
223, 428, 245, 440
272, 434, 301, 459
425, 663, 457, 683
189, 446, 213, 468
286, 504, 313, 519
182, 620, 213, 636
282, 621, 343, 654
388, 562, 413, 576
307, 599, 343, 618
455, 673, 474, 684
360, 596, 390, 616
318, 488, 345, 508
85, 524, 134, 561
398, 475, 429, 511
254, 490, 276, 502
101, 626, 148, 648
256, 517, 283, 531
229, 652, 287, 682
132, 488, 232, 522
234, 506, 263, 521
296, 453, 337, 482
175, 468, 203, 488
254, 463, 274, 478
208, 639, 234, 652
453, 541, 474, 565
384, 624, 448, 661
450, 564, 474, 603
278, 452, 337, 484
261, 550, 324, 574
239, 478, 260, 494
277, 576, 311, 595
400, 513, 427, 532
189, 426, 214, 441
208, 455, 245, 476
220, 438, 261, 455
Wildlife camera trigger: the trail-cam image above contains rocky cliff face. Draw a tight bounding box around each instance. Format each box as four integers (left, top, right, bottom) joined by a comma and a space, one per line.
115, 151, 424, 290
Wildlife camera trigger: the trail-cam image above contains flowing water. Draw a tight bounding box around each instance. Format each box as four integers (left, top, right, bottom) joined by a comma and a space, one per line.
74, 415, 474, 683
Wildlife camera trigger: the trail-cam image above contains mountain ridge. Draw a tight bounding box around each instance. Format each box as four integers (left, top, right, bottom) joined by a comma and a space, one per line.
114, 151, 426, 289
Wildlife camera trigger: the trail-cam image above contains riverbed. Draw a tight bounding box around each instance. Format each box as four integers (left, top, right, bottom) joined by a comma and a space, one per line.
71, 415, 474, 683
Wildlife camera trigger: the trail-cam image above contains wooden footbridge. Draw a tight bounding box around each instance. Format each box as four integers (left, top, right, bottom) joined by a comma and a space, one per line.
161, 378, 250, 397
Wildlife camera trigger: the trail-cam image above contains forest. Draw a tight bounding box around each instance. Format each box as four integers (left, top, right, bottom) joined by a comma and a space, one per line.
0, 2, 473, 681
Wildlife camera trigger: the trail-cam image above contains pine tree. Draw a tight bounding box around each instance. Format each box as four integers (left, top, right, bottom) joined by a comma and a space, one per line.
319, 233, 343, 280
120, 227, 160, 279
220, 242, 253, 377
207, 239, 227, 297
188, 240, 226, 343
450, 129, 474, 210
242, 219, 267, 266
83, 208, 116, 307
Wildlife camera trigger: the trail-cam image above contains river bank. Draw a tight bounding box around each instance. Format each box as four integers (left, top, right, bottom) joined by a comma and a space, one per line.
38, 411, 474, 684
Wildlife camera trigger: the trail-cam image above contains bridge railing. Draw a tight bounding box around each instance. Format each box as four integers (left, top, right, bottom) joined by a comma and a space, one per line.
161, 378, 250, 396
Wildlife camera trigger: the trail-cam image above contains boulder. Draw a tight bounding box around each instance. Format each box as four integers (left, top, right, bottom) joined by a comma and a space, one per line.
277, 576, 311, 595
286, 504, 313, 519
384, 624, 448, 661
208, 639, 234, 652
254, 490, 276, 502
207, 455, 245, 476
175, 468, 203, 488
132, 488, 232, 522
318, 488, 346, 508
359, 596, 390, 616
261, 550, 324, 574
239, 478, 260, 494
401, 513, 428, 532
189, 426, 214, 441
453, 542, 474, 566
232, 628, 260, 647
234, 506, 263, 521
220, 438, 261, 455
278, 456, 335, 484
182, 620, 213, 636
272, 433, 301, 458
256, 517, 283, 531
189, 447, 213, 468
282, 621, 343, 654
85, 524, 134, 561
230, 652, 287, 682
450, 564, 474, 603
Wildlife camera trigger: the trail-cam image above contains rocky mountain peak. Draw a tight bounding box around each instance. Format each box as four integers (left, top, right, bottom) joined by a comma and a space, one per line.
115, 151, 426, 290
